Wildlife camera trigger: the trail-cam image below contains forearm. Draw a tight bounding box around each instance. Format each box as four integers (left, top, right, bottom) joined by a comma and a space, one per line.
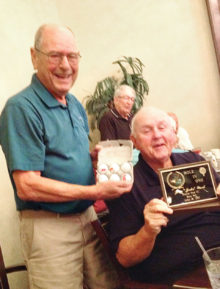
117, 198, 173, 267
13, 171, 97, 203
13, 170, 132, 203
116, 226, 157, 267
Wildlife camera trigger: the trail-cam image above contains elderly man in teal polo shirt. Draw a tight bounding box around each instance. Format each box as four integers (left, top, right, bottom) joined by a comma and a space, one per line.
0, 24, 132, 289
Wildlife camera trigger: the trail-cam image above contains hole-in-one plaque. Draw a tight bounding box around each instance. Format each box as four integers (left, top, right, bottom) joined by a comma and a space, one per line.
159, 161, 218, 210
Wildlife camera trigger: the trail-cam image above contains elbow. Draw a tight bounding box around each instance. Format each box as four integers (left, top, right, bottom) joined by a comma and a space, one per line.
13, 170, 40, 201
116, 251, 136, 268
17, 188, 33, 201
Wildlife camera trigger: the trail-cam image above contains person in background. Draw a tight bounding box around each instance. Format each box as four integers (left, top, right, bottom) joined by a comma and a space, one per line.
0, 24, 132, 289
107, 106, 220, 284
98, 84, 140, 164
96, 85, 137, 214
99, 84, 136, 141
168, 111, 194, 151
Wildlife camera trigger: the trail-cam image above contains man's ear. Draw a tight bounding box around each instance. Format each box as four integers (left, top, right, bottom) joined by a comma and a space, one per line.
130, 135, 138, 149
30, 47, 38, 70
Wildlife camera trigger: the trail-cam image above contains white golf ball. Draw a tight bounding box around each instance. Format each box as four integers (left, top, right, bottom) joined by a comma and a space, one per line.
109, 163, 120, 173
98, 174, 109, 183
98, 163, 108, 174
121, 162, 132, 173
110, 174, 120, 182
122, 173, 132, 182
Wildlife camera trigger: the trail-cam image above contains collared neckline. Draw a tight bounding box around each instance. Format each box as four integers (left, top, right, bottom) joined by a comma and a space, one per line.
31, 74, 70, 108
137, 153, 178, 186
110, 108, 132, 120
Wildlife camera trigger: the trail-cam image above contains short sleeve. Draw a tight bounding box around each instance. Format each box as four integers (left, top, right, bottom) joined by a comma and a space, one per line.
0, 100, 45, 172
107, 193, 143, 253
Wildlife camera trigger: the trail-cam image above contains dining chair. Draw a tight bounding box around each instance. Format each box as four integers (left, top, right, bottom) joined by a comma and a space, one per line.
91, 219, 212, 289
0, 245, 26, 289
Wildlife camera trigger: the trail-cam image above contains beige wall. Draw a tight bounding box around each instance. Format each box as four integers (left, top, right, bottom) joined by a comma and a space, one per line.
0, 0, 219, 288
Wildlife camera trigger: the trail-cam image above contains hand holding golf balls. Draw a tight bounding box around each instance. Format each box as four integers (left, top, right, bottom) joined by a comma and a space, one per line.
97, 161, 133, 183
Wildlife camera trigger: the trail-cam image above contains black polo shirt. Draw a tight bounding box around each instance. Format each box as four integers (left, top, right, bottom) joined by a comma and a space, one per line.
107, 152, 220, 283
99, 108, 132, 140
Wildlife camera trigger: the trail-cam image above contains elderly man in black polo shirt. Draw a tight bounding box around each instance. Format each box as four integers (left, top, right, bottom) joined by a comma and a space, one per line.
107, 106, 220, 284
99, 85, 136, 141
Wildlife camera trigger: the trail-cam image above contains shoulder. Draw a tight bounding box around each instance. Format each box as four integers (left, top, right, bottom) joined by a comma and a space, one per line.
100, 109, 113, 121
172, 151, 204, 164
99, 109, 115, 127
2, 86, 36, 115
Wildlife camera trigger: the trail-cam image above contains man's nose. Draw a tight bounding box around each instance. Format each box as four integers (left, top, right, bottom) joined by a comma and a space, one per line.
60, 55, 71, 67
153, 128, 162, 138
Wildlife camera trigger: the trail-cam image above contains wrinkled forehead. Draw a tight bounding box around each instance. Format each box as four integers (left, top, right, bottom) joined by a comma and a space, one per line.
134, 108, 172, 132
143, 109, 170, 124
41, 26, 77, 51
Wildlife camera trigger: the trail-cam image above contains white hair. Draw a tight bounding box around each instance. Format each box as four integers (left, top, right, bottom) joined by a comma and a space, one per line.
114, 85, 136, 99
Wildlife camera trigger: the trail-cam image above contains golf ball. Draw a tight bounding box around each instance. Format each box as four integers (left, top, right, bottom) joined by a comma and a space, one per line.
98, 174, 109, 183
98, 163, 108, 174
122, 173, 132, 182
109, 163, 120, 173
110, 174, 121, 182
121, 162, 132, 173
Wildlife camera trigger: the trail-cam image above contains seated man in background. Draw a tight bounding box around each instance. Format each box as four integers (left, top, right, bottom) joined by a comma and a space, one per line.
107, 106, 220, 284
99, 84, 136, 141
168, 111, 194, 151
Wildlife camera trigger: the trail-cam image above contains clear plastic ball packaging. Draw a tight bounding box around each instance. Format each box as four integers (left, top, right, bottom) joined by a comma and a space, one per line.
97, 140, 133, 183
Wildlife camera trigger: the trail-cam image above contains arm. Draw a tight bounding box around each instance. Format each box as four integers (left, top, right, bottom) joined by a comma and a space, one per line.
12, 170, 132, 203
116, 198, 173, 267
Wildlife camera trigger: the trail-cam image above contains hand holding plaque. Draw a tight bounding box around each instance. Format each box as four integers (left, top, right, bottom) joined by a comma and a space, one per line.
159, 161, 220, 212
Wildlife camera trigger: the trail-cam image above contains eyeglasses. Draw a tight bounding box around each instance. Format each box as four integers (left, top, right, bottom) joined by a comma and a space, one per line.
35, 48, 81, 65
118, 96, 135, 102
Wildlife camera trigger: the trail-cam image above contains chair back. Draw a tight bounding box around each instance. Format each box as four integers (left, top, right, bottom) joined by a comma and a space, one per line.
0, 246, 10, 289
0, 245, 26, 289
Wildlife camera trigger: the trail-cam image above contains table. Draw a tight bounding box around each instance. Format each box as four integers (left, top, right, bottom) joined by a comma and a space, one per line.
173, 265, 211, 289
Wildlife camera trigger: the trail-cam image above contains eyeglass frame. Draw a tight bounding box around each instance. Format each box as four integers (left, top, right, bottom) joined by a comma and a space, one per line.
117, 95, 135, 102
35, 47, 81, 65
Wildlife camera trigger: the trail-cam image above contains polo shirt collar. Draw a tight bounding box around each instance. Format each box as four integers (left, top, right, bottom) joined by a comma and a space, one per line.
137, 153, 178, 186
31, 74, 69, 108
111, 108, 132, 120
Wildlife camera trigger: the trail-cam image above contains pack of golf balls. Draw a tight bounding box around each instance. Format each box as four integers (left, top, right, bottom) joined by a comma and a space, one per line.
97, 140, 133, 183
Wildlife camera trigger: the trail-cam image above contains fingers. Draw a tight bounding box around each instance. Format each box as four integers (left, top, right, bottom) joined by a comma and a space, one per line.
96, 181, 132, 200
143, 198, 173, 235
146, 198, 173, 215
112, 180, 133, 189
90, 145, 102, 161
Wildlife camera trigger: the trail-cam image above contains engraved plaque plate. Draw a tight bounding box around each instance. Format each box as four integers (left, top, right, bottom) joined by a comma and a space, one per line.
159, 161, 217, 209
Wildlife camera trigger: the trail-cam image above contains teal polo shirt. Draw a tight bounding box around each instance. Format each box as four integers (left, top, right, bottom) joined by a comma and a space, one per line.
0, 74, 94, 213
